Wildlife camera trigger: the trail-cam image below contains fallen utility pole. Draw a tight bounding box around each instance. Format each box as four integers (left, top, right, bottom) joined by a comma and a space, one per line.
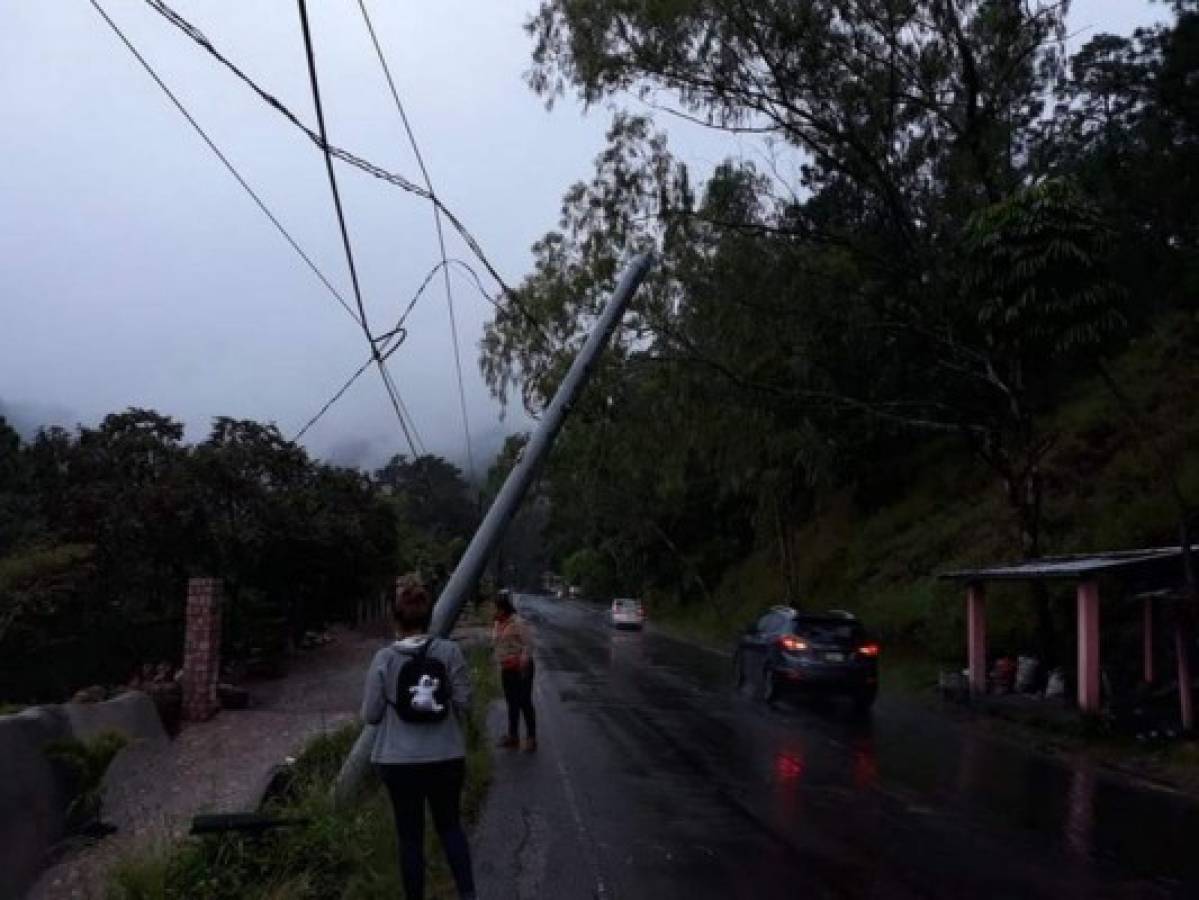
334, 253, 652, 805
430, 252, 654, 636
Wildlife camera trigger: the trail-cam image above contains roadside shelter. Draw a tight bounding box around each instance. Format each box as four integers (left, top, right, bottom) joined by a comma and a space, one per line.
940, 547, 1197, 728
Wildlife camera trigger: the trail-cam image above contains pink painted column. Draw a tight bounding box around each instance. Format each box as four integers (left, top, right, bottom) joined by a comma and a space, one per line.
967, 583, 987, 696
182, 577, 223, 722
1077, 580, 1101, 713
1177, 619, 1194, 732
1143, 596, 1155, 685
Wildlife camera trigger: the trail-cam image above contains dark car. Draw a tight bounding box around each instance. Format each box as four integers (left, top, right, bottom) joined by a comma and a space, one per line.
734, 607, 880, 710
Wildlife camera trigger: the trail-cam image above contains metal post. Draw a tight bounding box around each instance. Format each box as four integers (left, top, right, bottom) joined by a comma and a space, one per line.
429, 253, 653, 637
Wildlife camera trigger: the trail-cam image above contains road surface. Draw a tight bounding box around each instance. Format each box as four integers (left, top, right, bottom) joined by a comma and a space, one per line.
473, 596, 1199, 899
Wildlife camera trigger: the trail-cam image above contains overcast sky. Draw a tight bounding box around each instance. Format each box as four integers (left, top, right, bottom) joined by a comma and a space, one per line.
0, 1, 1167, 477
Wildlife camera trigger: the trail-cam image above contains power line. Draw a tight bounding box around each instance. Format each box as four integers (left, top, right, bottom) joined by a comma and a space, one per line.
144, 0, 513, 299
295, 0, 369, 337
88, 0, 362, 329
295, 258, 497, 443
142, 0, 556, 348
294, 0, 424, 466
356, 0, 475, 481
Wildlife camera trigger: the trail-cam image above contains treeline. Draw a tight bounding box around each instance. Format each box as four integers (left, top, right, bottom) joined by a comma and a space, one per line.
0, 409, 477, 702
481, 2, 1199, 655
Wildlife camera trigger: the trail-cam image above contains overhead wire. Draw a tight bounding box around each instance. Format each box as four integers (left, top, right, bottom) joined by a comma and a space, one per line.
143, 0, 557, 348
143, 0, 513, 299
294, 0, 424, 465
99, 0, 558, 463
294, 258, 499, 443
88, 0, 362, 329
355, 0, 475, 482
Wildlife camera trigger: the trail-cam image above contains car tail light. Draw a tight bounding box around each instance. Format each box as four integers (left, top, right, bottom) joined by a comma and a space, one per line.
857, 642, 881, 657
778, 635, 808, 652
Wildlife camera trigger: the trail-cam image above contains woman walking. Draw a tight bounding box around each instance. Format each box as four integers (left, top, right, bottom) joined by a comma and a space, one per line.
493, 591, 537, 751
361, 583, 476, 900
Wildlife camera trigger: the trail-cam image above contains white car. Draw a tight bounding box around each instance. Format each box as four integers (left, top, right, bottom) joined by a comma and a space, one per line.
609, 598, 645, 629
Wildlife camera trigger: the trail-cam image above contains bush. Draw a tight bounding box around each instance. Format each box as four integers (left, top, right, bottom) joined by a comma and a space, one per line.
44, 730, 129, 832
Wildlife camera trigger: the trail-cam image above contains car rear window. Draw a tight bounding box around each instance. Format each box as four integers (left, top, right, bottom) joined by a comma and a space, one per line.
792, 620, 864, 643
614, 599, 641, 610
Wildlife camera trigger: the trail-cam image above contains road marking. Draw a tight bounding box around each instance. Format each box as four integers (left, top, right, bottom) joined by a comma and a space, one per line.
534, 676, 610, 900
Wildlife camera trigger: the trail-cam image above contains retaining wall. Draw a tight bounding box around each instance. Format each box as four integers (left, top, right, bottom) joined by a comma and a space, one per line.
0, 691, 165, 900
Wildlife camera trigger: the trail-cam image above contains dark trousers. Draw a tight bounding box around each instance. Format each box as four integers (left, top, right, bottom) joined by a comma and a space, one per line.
376, 759, 475, 900
501, 661, 537, 739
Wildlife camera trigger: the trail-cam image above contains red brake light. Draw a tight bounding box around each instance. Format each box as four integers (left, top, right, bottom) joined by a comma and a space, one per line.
778, 635, 808, 652
857, 642, 881, 657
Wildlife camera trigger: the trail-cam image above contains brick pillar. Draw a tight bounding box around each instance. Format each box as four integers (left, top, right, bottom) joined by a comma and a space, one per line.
182, 577, 223, 722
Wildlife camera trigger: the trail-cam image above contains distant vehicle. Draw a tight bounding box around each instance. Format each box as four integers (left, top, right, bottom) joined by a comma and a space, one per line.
609, 598, 645, 630
569, 586, 582, 599
734, 606, 879, 709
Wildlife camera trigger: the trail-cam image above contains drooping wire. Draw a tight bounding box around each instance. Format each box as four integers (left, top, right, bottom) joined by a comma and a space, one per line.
295, 259, 498, 443
356, 0, 475, 482
88, 0, 362, 329
143, 0, 513, 300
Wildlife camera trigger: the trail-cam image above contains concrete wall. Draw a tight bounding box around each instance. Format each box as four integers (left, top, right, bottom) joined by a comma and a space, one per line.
0, 692, 166, 900
0, 706, 71, 900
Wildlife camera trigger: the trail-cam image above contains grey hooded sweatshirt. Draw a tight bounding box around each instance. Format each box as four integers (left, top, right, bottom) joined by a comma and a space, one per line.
360, 636, 471, 764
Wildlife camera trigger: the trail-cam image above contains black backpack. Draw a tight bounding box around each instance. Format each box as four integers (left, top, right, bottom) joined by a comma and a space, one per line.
389, 639, 451, 723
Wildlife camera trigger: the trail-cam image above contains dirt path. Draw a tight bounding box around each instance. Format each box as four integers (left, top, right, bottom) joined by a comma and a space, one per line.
28, 626, 383, 900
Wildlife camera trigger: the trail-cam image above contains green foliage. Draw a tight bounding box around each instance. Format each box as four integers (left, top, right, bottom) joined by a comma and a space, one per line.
0, 406, 475, 703
106, 646, 499, 900
561, 547, 614, 597
477, 2, 1199, 673
44, 730, 129, 831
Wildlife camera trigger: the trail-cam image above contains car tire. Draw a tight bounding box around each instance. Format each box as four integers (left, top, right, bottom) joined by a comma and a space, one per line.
762, 666, 779, 704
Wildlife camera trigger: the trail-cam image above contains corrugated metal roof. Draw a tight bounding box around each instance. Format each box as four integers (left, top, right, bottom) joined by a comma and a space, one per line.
938, 546, 1195, 582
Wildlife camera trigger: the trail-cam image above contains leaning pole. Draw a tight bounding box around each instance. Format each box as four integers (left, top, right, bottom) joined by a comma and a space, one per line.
334, 253, 653, 803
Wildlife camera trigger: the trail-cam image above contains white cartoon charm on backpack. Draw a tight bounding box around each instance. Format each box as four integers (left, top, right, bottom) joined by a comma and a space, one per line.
409, 674, 444, 713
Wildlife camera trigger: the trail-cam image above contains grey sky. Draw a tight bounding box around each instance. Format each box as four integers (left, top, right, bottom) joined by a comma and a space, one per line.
0, 1, 1167, 475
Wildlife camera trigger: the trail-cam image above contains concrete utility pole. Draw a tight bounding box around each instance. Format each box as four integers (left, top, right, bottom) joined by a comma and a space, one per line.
333, 253, 652, 805
429, 252, 654, 636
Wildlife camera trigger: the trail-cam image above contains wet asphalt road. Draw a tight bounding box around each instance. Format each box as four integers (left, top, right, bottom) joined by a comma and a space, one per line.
473, 596, 1199, 899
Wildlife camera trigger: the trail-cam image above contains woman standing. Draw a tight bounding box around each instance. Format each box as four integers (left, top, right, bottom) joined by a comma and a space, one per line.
361, 584, 476, 900
493, 592, 537, 751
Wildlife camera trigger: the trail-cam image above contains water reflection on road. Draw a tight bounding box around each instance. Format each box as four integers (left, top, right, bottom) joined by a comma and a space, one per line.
515, 594, 1197, 898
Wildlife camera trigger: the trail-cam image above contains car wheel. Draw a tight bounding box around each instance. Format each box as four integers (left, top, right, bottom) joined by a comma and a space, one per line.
762, 666, 779, 703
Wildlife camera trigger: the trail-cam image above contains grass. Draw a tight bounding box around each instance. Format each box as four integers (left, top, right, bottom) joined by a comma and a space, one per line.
106, 643, 500, 900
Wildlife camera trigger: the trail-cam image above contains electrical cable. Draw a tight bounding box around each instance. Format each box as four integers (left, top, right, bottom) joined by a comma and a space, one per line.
88, 0, 362, 329
293, 258, 500, 443
144, 0, 513, 299
356, 0, 475, 481
294, 0, 424, 467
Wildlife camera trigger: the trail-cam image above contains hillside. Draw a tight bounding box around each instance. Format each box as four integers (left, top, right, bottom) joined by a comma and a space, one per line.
654, 312, 1199, 680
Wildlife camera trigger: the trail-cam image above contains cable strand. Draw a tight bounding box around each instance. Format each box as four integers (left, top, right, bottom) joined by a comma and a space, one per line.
89, 0, 362, 328
356, 0, 474, 481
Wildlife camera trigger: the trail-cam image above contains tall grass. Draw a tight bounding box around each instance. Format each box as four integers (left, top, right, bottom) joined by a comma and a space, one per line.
107, 644, 499, 900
